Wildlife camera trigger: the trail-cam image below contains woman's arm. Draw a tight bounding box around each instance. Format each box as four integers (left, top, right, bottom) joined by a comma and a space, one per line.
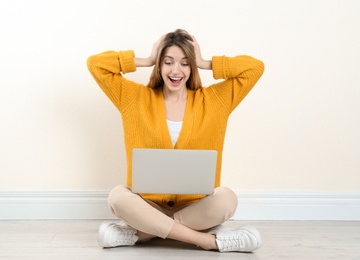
210, 55, 264, 113
87, 50, 140, 112
134, 57, 153, 67
191, 35, 264, 113
87, 35, 166, 111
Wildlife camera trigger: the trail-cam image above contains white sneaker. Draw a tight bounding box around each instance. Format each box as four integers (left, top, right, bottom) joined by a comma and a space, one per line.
98, 220, 138, 248
210, 225, 262, 252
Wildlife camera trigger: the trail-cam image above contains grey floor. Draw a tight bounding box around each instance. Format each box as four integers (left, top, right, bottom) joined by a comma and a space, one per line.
0, 220, 359, 259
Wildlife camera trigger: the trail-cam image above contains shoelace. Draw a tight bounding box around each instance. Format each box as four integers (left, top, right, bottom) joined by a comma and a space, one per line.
113, 225, 136, 243
221, 234, 246, 250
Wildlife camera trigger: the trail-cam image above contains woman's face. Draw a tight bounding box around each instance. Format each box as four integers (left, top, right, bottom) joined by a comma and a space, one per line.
160, 45, 191, 93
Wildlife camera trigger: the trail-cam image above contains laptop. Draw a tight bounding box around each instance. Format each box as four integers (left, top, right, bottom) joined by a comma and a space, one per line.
132, 148, 217, 195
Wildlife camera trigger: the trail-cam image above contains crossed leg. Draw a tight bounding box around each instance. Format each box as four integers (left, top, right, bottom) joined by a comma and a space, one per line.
107, 185, 238, 250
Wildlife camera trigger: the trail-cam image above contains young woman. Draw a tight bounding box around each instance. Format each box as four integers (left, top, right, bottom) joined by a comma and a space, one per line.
87, 29, 264, 253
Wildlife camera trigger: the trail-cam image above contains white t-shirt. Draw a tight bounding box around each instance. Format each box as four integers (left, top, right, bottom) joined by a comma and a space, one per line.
166, 119, 183, 146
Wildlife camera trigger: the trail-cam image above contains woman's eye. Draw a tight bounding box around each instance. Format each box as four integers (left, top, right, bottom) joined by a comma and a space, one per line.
182, 63, 189, 66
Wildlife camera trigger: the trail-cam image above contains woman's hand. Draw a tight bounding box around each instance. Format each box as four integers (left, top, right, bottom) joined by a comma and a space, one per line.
135, 35, 165, 67
148, 35, 165, 66
191, 35, 212, 70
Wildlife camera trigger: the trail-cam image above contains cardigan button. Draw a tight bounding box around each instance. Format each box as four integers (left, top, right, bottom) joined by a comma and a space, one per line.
167, 201, 175, 207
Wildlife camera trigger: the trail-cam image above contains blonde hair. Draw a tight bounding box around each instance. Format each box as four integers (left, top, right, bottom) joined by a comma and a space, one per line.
147, 29, 202, 90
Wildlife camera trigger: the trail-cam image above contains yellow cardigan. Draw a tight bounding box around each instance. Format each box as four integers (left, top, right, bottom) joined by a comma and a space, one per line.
87, 50, 264, 209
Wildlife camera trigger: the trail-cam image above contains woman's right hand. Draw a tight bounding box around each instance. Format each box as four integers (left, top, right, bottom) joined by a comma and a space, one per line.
148, 35, 165, 66
135, 35, 165, 67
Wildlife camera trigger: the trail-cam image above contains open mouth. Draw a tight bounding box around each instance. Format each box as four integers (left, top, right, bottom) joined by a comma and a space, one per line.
169, 77, 183, 84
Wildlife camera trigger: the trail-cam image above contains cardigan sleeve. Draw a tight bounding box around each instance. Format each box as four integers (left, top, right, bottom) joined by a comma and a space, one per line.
87, 50, 141, 112
209, 55, 264, 113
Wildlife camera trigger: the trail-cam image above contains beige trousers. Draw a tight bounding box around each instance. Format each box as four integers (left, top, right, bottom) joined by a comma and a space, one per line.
108, 185, 238, 239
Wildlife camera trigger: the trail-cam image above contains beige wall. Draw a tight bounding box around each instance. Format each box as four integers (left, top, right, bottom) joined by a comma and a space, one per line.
0, 0, 359, 192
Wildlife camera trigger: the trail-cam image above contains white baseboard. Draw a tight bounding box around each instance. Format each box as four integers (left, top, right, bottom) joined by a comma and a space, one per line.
233, 191, 360, 221
1, 191, 359, 220
0, 191, 116, 220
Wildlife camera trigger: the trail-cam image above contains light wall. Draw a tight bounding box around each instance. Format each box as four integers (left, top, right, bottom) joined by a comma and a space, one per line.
0, 0, 359, 193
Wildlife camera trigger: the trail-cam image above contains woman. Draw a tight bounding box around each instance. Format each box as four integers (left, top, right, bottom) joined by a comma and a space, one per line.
87, 29, 264, 252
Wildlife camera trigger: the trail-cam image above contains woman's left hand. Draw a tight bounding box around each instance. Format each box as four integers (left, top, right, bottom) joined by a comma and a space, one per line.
191, 36, 212, 70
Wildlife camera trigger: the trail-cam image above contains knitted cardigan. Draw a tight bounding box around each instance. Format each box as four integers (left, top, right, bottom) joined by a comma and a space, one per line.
87, 50, 264, 209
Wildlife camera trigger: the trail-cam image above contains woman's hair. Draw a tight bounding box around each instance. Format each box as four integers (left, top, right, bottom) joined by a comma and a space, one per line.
147, 29, 202, 90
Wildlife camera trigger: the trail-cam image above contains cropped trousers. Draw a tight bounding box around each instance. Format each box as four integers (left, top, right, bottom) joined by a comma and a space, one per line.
108, 185, 238, 239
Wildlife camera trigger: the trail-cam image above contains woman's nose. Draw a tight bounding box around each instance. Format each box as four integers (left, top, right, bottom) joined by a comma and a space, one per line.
172, 63, 180, 73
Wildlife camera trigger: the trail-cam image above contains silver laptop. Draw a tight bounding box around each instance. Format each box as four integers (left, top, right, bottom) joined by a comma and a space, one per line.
132, 148, 217, 195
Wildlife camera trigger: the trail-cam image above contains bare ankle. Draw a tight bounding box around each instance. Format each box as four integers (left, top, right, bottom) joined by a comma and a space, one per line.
199, 234, 218, 251
136, 230, 156, 243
